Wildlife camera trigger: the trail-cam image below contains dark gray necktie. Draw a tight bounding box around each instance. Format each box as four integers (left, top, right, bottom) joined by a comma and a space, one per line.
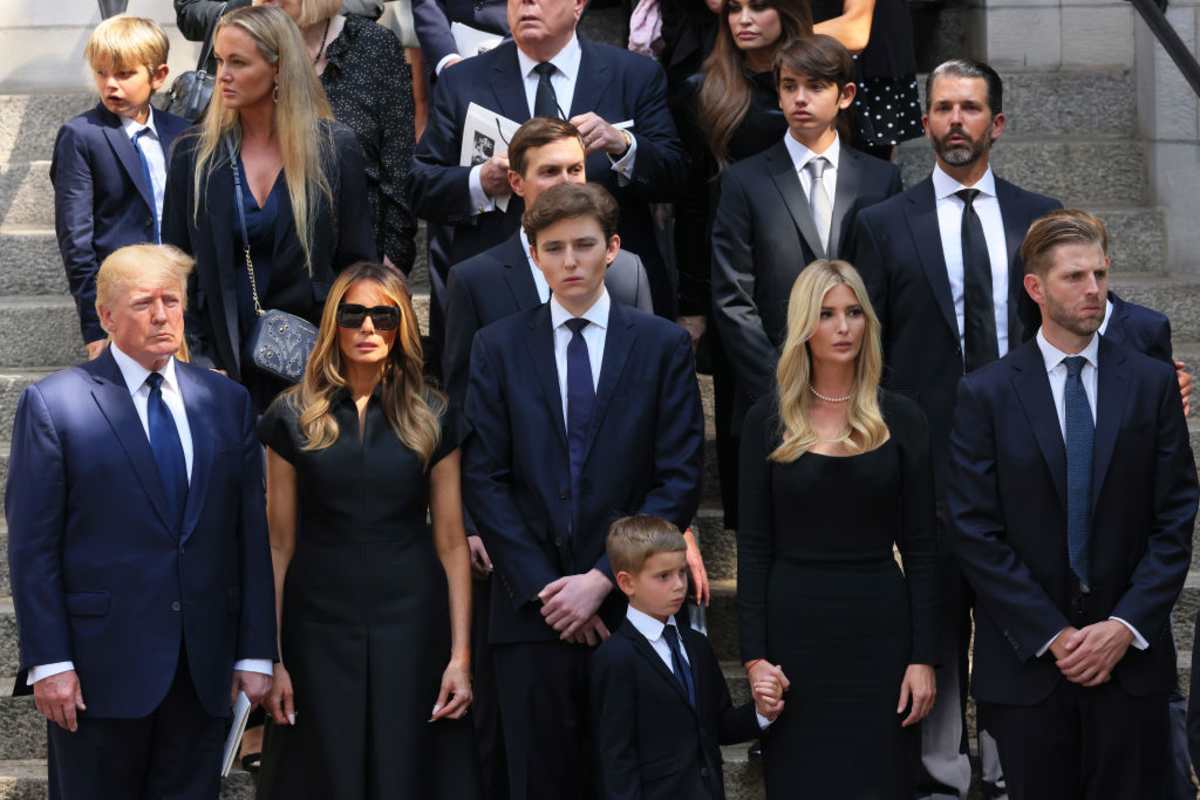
957, 188, 999, 372
533, 62, 559, 118
1063, 355, 1094, 591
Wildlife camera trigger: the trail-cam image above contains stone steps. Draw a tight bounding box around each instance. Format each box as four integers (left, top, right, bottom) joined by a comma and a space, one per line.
0, 760, 257, 799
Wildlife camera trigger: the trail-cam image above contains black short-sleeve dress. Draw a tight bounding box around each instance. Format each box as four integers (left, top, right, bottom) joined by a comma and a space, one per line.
255, 387, 480, 800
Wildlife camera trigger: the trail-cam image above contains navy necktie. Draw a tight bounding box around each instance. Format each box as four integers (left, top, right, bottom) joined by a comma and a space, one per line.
132, 128, 160, 243
957, 188, 998, 372
533, 62, 560, 119
662, 625, 696, 707
565, 318, 595, 497
146, 373, 188, 529
1063, 356, 1094, 591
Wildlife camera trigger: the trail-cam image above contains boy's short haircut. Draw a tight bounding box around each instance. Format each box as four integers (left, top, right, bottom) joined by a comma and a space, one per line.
508, 117, 585, 177
1020, 209, 1109, 278
84, 16, 170, 73
774, 34, 855, 91
607, 515, 687, 577
522, 182, 619, 245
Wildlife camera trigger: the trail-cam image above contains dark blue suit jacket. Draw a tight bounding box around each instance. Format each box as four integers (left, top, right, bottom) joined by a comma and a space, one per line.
5, 350, 277, 718
1105, 290, 1173, 364
51, 104, 190, 343
405, 37, 688, 316
411, 0, 509, 74
462, 301, 704, 643
948, 336, 1197, 706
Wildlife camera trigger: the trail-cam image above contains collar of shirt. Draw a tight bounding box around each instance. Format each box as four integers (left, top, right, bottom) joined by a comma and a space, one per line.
932, 162, 996, 202
121, 108, 160, 142
550, 287, 610, 332
625, 605, 680, 645
516, 33, 582, 85
1036, 328, 1100, 374
782, 131, 840, 175
109, 341, 179, 398
520, 229, 551, 303
1098, 297, 1115, 336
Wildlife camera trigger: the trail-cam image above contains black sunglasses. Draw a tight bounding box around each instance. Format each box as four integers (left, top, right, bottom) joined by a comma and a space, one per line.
336, 304, 401, 331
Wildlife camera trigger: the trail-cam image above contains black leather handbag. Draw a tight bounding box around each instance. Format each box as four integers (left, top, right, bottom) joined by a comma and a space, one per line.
227, 139, 318, 384
160, 3, 226, 122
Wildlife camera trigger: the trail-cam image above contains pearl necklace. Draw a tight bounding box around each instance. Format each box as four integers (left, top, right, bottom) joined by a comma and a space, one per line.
809, 385, 852, 403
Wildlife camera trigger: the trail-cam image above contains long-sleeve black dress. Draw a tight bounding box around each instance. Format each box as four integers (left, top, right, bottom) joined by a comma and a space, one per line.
737, 391, 940, 798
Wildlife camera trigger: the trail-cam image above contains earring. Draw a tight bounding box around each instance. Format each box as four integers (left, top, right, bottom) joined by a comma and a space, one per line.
272, 82, 279, 103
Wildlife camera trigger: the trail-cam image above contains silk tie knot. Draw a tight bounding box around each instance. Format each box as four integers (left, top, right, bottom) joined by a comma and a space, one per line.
956, 187, 980, 207
805, 156, 828, 181
533, 62, 556, 77
565, 318, 590, 336
1063, 355, 1087, 379
146, 372, 164, 392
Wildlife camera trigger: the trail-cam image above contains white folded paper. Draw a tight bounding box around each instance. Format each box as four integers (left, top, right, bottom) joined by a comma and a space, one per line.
461, 102, 521, 213
221, 691, 253, 777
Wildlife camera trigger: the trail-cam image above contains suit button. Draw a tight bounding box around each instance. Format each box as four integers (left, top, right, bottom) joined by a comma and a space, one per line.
171, 601, 181, 612
560, 491, 569, 500
555, 538, 564, 548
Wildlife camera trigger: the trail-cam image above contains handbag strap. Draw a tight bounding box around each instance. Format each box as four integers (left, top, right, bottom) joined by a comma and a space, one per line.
226, 137, 264, 317
195, 2, 230, 74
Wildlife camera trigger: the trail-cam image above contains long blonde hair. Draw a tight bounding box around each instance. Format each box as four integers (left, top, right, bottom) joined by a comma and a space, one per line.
191, 5, 334, 273
771, 260, 889, 462
288, 262, 444, 465
697, 0, 811, 166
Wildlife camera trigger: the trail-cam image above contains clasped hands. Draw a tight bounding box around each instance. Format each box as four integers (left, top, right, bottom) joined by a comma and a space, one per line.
1048, 620, 1133, 687
539, 569, 613, 646
745, 660, 789, 722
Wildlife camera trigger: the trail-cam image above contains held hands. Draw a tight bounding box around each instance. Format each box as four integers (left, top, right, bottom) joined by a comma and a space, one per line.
265, 663, 296, 726
677, 317, 707, 353
566, 615, 611, 646
1053, 621, 1133, 687
569, 113, 631, 157
231, 669, 272, 709
539, 569, 613, 641
430, 658, 473, 722
897, 664, 936, 727
479, 155, 511, 199
682, 528, 710, 607
746, 660, 789, 720
33, 670, 86, 732
467, 535, 494, 579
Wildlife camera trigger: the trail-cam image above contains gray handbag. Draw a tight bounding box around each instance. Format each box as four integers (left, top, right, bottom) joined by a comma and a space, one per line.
228, 139, 317, 384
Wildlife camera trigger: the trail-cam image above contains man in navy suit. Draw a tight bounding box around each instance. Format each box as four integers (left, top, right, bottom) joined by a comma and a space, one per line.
851, 59, 1062, 798
5, 244, 277, 799
948, 211, 1198, 799
53, 15, 190, 358
463, 183, 703, 799
411, 0, 509, 78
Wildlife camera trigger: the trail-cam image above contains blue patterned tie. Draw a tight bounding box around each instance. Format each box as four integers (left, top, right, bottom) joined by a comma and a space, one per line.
146, 373, 188, 530
662, 624, 696, 707
1063, 356, 1093, 590
565, 319, 595, 503
132, 128, 160, 243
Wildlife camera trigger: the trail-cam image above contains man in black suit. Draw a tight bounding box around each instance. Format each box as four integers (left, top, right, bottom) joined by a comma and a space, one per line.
851, 59, 1062, 799
948, 210, 1197, 799
463, 183, 703, 799
712, 35, 902, 438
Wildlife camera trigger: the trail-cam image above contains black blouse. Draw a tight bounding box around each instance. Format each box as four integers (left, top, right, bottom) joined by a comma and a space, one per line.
322, 14, 418, 272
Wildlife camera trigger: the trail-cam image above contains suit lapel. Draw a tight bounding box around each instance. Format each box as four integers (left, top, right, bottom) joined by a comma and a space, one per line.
490, 43, 532, 123
100, 106, 154, 215
176, 365, 212, 544
568, 40, 613, 118
1010, 342, 1068, 509
828, 148, 863, 259
501, 234, 542, 309
88, 351, 174, 533
996, 179, 1030, 344
1090, 339, 1130, 512
904, 180, 958, 343
1102, 293, 1128, 349
765, 141, 827, 260
202, 156, 244, 375
624, 625, 696, 713
580, 302, 637, 466
526, 305, 569, 450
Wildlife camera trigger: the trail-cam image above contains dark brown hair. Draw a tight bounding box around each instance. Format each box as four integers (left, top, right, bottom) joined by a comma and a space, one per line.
1020, 209, 1109, 277
508, 117, 585, 177
925, 59, 1004, 115
774, 34, 855, 91
607, 515, 686, 577
522, 183, 619, 245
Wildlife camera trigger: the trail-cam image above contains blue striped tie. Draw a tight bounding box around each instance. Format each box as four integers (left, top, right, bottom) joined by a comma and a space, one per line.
132, 128, 160, 243
1063, 356, 1093, 590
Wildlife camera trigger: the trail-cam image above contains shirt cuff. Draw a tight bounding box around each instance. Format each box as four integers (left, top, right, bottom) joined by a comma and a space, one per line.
1037, 628, 1067, 658
1109, 617, 1149, 650
468, 164, 498, 215
434, 53, 460, 76
755, 711, 773, 730
27, 661, 75, 686
233, 658, 274, 676
608, 131, 637, 185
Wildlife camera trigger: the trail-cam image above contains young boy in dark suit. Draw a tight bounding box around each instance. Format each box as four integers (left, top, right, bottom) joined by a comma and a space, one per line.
591, 515, 787, 800
52, 15, 190, 358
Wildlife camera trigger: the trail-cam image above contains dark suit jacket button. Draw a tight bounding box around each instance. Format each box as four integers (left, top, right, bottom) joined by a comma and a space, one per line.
555, 538, 564, 548
560, 491, 569, 500
171, 601, 181, 612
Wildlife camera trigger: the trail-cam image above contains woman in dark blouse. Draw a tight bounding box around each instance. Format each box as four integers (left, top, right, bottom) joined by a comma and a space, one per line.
737, 260, 939, 798
255, 0, 419, 271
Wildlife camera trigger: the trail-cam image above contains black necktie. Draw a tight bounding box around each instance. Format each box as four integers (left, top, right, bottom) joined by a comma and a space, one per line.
145, 372, 188, 529
662, 625, 696, 707
957, 188, 999, 372
565, 318, 595, 505
533, 62, 560, 118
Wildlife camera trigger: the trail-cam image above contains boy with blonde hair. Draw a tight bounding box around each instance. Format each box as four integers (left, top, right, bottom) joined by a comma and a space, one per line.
53, 15, 190, 360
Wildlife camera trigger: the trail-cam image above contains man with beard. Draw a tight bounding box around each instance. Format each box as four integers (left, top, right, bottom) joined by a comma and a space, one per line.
948, 210, 1196, 799
852, 59, 1061, 800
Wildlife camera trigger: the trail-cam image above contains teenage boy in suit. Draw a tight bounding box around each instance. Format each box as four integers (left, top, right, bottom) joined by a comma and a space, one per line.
53, 15, 190, 359
591, 515, 785, 800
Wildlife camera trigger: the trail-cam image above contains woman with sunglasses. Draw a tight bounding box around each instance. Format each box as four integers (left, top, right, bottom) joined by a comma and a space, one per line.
255, 261, 480, 799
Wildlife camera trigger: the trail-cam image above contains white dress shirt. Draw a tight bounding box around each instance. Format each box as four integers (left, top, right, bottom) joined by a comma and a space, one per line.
28, 344, 272, 685
625, 606, 771, 729
1098, 298, 1115, 336
468, 34, 637, 213
521, 228, 551, 303
1033, 330, 1148, 656
932, 164, 1011, 357
550, 289, 609, 426
782, 131, 840, 216
122, 110, 167, 240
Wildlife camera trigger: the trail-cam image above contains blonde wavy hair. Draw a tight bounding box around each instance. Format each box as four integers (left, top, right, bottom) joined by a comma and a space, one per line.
771, 260, 889, 462
191, 5, 334, 274
287, 263, 444, 465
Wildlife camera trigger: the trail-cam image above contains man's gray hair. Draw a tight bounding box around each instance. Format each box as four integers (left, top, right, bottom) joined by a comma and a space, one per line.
924, 58, 1004, 115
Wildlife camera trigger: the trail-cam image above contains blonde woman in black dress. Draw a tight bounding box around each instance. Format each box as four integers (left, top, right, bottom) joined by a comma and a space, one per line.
737, 260, 939, 797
